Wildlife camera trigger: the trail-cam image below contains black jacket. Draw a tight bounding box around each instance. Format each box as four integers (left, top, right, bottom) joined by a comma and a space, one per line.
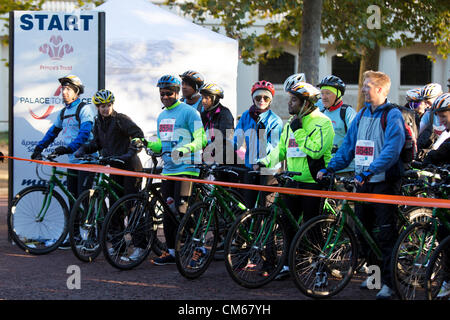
423, 136, 450, 166
81, 111, 144, 171
201, 103, 234, 165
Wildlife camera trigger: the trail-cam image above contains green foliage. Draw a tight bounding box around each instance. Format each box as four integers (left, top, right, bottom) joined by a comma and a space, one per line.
166, 0, 449, 66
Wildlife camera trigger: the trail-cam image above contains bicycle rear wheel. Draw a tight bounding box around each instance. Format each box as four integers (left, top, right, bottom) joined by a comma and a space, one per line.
224, 208, 287, 288
101, 193, 155, 270
69, 188, 107, 262
391, 221, 437, 300
8, 186, 69, 255
425, 235, 450, 300
175, 202, 219, 279
289, 215, 358, 299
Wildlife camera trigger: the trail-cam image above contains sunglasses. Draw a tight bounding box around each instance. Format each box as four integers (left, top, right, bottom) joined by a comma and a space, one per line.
254, 95, 271, 102
160, 91, 175, 97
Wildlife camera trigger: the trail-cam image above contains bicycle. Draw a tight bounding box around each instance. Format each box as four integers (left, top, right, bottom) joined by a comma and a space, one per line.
100, 150, 180, 270
68, 155, 125, 262
425, 234, 450, 300
174, 164, 248, 279
288, 174, 434, 299
222, 170, 333, 289
390, 164, 450, 300
8, 153, 77, 254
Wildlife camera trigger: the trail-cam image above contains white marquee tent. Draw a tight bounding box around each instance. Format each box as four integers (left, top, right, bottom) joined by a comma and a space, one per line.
95, 0, 239, 137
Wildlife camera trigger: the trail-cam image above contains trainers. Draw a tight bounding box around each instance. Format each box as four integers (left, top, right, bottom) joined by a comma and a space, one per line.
188, 247, 208, 269
314, 272, 328, 288
58, 240, 71, 250
128, 248, 145, 261
376, 285, 394, 300
275, 266, 290, 281
437, 280, 450, 298
151, 251, 176, 265
360, 278, 369, 289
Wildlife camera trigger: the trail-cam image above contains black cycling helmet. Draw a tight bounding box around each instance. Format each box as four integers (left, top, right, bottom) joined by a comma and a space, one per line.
317, 75, 346, 97
179, 70, 205, 91
58, 75, 84, 95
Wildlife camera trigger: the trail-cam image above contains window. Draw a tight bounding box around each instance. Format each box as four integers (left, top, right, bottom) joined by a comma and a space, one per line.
258, 52, 295, 84
331, 55, 360, 85
400, 54, 432, 85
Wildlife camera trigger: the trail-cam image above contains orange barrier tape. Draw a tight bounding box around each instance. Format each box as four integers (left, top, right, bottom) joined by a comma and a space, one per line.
3, 155, 450, 209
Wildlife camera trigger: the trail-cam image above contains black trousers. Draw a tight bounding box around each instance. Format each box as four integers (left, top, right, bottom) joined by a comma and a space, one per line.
280, 181, 324, 266
67, 169, 95, 208
355, 179, 401, 288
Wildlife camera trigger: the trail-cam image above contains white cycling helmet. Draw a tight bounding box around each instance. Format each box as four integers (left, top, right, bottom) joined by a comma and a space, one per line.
421, 83, 443, 100
283, 73, 306, 92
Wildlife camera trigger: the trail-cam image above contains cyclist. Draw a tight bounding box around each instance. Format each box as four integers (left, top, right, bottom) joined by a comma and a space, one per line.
199, 82, 235, 173
422, 93, 450, 298
180, 70, 205, 112
233, 80, 283, 208
31, 75, 96, 208
405, 88, 427, 135
418, 83, 444, 153
317, 75, 356, 177
138, 74, 206, 265
255, 81, 335, 280
74, 89, 146, 259
317, 70, 405, 299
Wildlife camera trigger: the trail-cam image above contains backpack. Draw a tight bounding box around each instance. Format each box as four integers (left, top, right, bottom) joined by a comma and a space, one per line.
59, 102, 86, 128
340, 104, 350, 133
358, 103, 417, 164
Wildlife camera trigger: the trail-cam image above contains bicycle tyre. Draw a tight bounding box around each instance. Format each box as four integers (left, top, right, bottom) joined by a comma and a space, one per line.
8, 186, 69, 255
175, 201, 219, 279
425, 235, 450, 300
148, 195, 168, 257
69, 188, 107, 262
224, 208, 287, 289
390, 221, 437, 300
289, 214, 358, 299
101, 193, 155, 270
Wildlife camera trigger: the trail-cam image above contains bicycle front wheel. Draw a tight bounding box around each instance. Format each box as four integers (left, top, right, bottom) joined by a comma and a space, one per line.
391, 221, 437, 300
224, 208, 287, 288
425, 234, 450, 300
175, 202, 219, 279
69, 188, 108, 262
289, 215, 358, 299
101, 193, 155, 270
8, 186, 69, 255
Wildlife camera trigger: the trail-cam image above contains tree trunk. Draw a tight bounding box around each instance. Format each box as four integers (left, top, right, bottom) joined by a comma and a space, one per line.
356, 44, 380, 111
298, 0, 323, 86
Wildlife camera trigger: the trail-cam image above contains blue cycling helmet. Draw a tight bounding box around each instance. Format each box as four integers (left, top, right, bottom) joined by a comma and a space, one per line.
157, 75, 181, 89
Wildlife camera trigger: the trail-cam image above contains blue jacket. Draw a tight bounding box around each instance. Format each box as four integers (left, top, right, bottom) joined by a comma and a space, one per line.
37, 99, 95, 163
233, 108, 283, 169
327, 100, 405, 182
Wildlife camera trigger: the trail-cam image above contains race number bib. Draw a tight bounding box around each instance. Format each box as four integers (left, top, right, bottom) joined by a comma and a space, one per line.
355, 140, 375, 166
287, 133, 306, 158
159, 118, 176, 141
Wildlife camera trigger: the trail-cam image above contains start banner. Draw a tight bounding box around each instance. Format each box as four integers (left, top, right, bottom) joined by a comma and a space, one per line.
9, 10, 105, 198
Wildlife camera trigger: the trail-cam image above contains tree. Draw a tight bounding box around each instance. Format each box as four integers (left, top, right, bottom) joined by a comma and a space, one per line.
166, 0, 449, 108
322, 0, 450, 109
166, 0, 323, 84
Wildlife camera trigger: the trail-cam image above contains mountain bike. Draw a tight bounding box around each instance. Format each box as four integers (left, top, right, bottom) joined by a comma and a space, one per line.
174, 164, 248, 279
288, 175, 434, 299
8, 153, 77, 254
390, 164, 450, 300
100, 150, 179, 270
222, 170, 335, 289
68, 155, 125, 262
425, 234, 450, 300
